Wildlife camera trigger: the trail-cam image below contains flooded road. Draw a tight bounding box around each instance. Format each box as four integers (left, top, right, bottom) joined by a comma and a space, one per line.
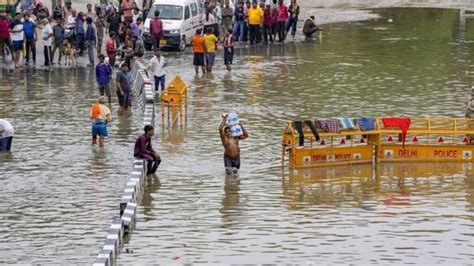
0, 69, 143, 263
0, 8, 473, 264
118, 8, 474, 264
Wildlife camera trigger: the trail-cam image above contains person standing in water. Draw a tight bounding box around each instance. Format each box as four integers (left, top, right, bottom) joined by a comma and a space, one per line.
90, 96, 112, 148
219, 115, 249, 175
223, 29, 235, 71
0, 119, 14, 152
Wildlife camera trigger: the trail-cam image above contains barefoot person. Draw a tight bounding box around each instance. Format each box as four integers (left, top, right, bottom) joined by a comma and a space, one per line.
191, 29, 206, 74
134, 125, 161, 175
90, 96, 112, 148
302, 16, 322, 38
115, 63, 131, 116
95, 54, 112, 106
9, 12, 23, 68
204, 27, 218, 73
219, 115, 249, 175
223, 29, 235, 71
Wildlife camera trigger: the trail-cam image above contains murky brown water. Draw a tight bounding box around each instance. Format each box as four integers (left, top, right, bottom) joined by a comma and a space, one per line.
0, 69, 143, 263
1, 8, 474, 264
118, 8, 474, 264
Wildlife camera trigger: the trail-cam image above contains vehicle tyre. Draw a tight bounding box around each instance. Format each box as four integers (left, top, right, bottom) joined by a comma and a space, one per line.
178, 36, 186, 51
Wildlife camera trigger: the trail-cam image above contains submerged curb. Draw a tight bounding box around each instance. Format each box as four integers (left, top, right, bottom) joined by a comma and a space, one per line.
93, 59, 155, 266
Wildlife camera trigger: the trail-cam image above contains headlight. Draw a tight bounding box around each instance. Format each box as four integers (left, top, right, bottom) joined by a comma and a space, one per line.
143, 26, 149, 33
170, 29, 180, 34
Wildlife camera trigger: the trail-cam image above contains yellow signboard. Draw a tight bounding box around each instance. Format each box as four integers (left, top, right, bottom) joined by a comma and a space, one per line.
290, 146, 374, 168
380, 145, 474, 162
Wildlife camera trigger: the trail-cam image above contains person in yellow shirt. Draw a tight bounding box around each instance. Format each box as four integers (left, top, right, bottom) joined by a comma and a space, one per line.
90, 96, 112, 148
247, 0, 263, 45
203, 27, 218, 73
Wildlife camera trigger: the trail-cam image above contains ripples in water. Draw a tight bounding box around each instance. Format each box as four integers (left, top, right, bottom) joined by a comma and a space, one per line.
0, 68, 143, 264
118, 8, 473, 264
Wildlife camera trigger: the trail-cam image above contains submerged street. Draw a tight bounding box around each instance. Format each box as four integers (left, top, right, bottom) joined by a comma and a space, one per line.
0, 6, 473, 264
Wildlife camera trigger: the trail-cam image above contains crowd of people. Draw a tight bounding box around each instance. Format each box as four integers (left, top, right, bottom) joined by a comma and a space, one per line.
188, 0, 322, 74
0, 0, 321, 70
0, 0, 152, 69
2, 0, 321, 174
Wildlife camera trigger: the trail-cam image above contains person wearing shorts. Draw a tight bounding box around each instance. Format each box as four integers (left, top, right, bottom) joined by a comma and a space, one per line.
95, 54, 112, 105
90, 96, 112, 148
9, 13, 23, 68
223, 29, 235, 71
191, 29, 206, 74
115, 63, 131, 116
224, 154, 240, 171
203, 27, 218, 73
219, 115, 249, 175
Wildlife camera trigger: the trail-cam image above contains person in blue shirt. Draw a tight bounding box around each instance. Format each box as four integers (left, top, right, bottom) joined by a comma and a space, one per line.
95, 54, 112, 106
75, 11, 85, 56
23, 12, 36, 65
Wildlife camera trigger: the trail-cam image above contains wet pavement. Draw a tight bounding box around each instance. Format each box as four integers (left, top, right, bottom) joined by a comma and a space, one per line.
1, 7, 474, 264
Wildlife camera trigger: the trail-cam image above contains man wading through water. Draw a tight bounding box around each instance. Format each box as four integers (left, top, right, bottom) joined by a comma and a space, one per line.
219, 115, 249, 175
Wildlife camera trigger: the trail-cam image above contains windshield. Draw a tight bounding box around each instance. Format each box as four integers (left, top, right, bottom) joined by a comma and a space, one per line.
147, 4, 183, 20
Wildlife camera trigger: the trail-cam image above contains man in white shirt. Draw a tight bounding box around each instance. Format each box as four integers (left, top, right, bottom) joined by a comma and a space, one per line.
9, 12, 24, 68
41, 18, 53, 66
148, 48, 166, 92
0, 119, 14, 152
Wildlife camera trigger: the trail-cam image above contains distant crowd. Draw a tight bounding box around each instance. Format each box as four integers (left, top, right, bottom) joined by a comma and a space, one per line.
0, 0, 321, 69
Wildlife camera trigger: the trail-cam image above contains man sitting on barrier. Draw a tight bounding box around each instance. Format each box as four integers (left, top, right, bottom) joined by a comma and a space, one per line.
219, 115, 249, 175
124, 34, 144, 67
134, 125, 161, 175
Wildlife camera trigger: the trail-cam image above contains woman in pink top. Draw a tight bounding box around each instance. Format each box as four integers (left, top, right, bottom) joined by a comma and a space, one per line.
276, 0, 288, 42
121, 0, 134, 24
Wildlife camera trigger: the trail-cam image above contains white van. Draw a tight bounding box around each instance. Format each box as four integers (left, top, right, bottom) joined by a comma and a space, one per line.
143, 0, 205, 51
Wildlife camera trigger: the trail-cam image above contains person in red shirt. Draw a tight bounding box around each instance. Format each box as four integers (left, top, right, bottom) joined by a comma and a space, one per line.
262, 4, 273, 44
149, 10, 163, 50
0, 12, 12, 58
106, 31, 117, 67
276, 0, 288, 42
191, 29, 205, 74
121, 0, 134, 24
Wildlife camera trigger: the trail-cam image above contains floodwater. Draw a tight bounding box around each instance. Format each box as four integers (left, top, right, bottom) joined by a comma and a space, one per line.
0, 69, 143, 263
0, 8, 473, 264
119, 8, 474, 264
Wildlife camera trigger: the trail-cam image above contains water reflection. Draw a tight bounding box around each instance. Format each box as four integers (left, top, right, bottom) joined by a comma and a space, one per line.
142, 175, 161, 216
0, 67, 142, 264
220, 177, 241, 228
284, 163, 473, 209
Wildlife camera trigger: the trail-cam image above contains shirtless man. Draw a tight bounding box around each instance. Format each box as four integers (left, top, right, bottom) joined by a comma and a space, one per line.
219, 115, 249, 175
